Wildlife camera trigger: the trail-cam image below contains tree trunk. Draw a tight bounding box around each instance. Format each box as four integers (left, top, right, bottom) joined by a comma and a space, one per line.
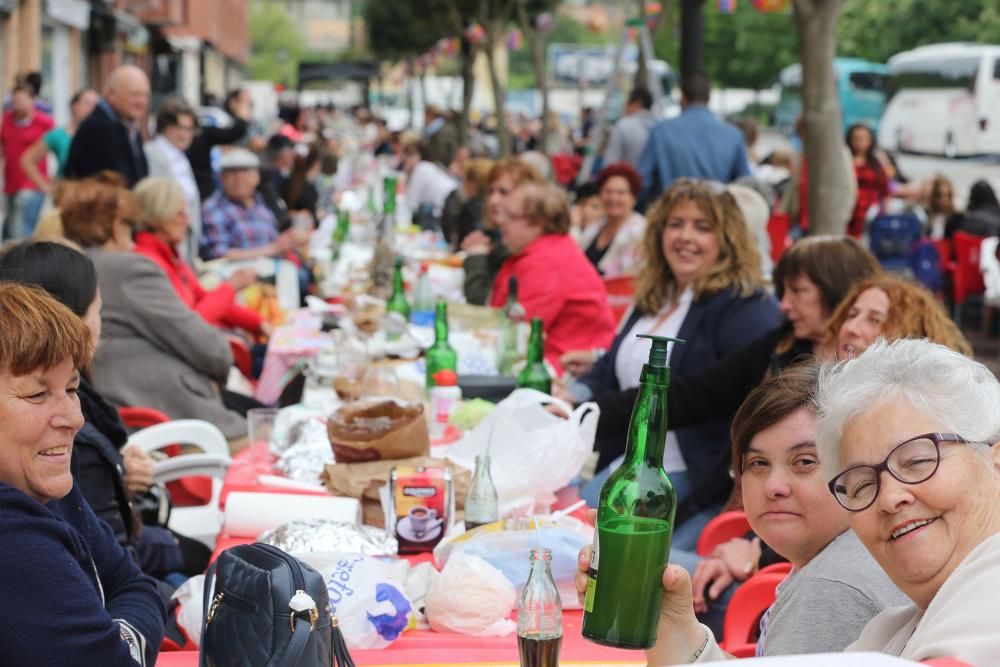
517, 0, 550, 156
634, 0, 649, 91
793, 0, 852, 236
484, 27, 510, 157
679, 0, 705, 78
459, 37, 474, 146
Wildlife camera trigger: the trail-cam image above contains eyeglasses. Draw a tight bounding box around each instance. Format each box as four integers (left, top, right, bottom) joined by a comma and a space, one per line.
827, 432, 981, 511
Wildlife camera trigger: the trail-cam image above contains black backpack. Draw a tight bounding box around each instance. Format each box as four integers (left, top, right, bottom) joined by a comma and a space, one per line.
200, 543, 354, 667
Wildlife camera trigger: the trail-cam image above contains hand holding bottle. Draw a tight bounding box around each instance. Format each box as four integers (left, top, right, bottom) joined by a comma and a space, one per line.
574, 537, 708, 666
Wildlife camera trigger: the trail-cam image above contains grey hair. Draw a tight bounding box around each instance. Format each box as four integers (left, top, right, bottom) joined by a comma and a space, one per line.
815, 338, 1000, 481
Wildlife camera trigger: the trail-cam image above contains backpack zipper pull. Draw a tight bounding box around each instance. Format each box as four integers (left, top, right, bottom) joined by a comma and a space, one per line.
289, 589, 319, 631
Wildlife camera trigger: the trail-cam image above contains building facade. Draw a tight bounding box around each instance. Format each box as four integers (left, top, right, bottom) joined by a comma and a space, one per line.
0, 0, 249, 123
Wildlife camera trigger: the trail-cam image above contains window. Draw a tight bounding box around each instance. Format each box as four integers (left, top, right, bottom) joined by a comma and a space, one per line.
888, 56, 980, 94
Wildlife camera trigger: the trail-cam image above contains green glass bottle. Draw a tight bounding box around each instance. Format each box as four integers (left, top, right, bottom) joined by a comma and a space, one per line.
497, 276, 526, 376
386, 257, 411, 321
425, 301, 458, 388
516, 317, 551, 394
333, 208, 350, 244
582, 334, 682, 650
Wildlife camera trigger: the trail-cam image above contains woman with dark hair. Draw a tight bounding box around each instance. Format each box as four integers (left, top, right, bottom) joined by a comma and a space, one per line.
945, 179, 1000, 238
846, 123, 890, 239
577, 161, 646, 277
0, 241, 209, 586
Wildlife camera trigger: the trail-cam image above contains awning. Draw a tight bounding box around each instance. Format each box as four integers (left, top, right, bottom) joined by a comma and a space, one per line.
45, 0, 91, 29
297, 61, 375, 88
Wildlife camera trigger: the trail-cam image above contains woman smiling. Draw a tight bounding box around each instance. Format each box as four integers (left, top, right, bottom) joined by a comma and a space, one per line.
817, 339, 1000, 662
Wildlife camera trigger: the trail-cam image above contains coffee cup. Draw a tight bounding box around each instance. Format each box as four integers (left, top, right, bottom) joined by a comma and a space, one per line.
408, 506, 438, 535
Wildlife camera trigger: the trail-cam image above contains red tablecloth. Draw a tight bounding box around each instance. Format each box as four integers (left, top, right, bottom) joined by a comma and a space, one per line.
185, 442, 628, 666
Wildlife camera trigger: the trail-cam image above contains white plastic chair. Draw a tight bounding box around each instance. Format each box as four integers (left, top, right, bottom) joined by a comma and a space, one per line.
125, 420, 232, 548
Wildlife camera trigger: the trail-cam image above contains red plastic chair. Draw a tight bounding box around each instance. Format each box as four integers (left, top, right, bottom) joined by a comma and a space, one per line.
228, 336, 254, 383
602, 275, 635, 327
695, 511, 752, 557
118, 406, 171, 431
720, 571, 786, 657
757, 562, 793, 577
119, 407, 212, 507
952, 231, 986, 325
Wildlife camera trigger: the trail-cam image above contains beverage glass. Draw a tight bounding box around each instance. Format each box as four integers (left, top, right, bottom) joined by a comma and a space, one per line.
361, 365, 400, 399
246, 407, 279, 480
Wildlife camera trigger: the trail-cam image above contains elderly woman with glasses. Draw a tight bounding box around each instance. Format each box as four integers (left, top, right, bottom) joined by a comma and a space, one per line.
594, 339, 1000, 664
814, 338, 1000, 662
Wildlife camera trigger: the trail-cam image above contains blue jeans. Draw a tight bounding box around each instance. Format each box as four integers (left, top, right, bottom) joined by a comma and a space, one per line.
581, 458, 694, 508
3, 190, 45, 240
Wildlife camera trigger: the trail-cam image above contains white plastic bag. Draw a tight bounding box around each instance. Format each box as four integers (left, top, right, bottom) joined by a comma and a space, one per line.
433, 516, 593, 610
424, 552, 517, 637
445, 388, 598, 514
296, 552, 413, 650
172, 574, 206, 647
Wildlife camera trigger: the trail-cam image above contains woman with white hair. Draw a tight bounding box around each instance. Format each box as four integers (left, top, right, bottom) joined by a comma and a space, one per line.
814, 338, 1000, 662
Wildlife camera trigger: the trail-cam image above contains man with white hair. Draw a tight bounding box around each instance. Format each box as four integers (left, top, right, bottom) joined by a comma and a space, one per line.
200, 148, 304, 261
65, 65, 150, 186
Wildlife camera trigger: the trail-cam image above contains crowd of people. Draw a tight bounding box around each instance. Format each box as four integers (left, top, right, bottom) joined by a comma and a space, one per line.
0, 60, 999, 665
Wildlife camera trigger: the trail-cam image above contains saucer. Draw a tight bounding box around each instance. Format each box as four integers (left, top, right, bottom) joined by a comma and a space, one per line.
397, 516, 443, 542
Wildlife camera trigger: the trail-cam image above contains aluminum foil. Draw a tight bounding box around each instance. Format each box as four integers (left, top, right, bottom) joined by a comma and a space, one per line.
257, 518, 398, 556
274, 418, 334, 483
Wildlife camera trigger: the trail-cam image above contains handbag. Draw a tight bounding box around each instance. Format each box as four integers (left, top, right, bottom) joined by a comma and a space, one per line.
200, 543, 354, 667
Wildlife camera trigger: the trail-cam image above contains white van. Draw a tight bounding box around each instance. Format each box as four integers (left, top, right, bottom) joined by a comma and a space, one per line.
879, 43, 1000, 157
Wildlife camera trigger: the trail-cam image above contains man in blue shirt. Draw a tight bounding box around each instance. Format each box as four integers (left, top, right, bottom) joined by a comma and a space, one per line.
637, 71, 751, 209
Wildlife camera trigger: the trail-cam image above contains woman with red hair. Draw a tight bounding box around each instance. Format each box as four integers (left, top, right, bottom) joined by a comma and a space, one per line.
577, 161, 646, 277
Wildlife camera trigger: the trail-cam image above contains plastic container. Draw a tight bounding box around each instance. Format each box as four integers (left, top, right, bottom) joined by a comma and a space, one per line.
430, 369, 462, 438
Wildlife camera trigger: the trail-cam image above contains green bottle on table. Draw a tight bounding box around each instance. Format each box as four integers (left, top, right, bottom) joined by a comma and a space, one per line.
386, 257, 411, 321
582, 334, 682, 649
425, 301, 457, 388
333, 209, 350, 244
516, 317, 551, 394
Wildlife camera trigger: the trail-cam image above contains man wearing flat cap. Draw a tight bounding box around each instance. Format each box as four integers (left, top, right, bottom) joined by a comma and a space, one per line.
199, 148, 305, 261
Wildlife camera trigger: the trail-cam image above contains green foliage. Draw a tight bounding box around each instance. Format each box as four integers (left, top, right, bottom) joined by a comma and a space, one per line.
364, 0, 444, 61
653, 3, 798, 89
248, 1, 305, 87
837, 0, 1000, 63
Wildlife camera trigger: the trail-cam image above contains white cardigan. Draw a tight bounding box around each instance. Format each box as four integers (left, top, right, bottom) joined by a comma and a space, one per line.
847, 530, 1000, 663
576, 211, 646, 278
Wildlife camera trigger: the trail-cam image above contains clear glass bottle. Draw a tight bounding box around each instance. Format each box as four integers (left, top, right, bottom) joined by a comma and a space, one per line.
498, 276, 526, 376
464, 455, 498, 530
411, 263, 435, 326
517, 546, 562, 667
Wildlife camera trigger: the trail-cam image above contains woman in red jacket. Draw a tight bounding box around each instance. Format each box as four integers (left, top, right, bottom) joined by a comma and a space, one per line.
489, 181, 615, 371
132, 176, 267, 338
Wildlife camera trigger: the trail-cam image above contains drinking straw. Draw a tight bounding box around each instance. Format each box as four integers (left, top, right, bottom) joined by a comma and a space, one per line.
534, 514, 542, 548
485, 419, 496, 457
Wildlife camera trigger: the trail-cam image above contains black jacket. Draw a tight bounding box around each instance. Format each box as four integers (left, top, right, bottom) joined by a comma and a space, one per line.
595, 323, 813, 461
585, 289, 780, 514
73, 378, 135, 546
65, 102, 149, 187
186, 118, 249, 200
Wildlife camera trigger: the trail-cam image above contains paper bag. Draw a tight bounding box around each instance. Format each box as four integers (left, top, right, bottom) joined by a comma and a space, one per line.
327, 398, 430, 462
